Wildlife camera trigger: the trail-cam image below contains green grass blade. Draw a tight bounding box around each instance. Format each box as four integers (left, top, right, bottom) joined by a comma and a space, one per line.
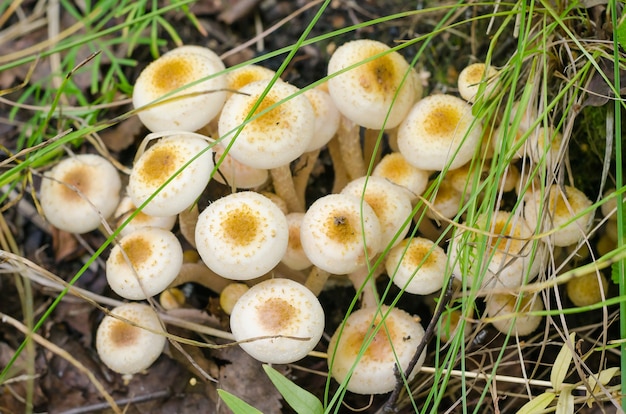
217, 389, 263, 414
263, 365, 323, 414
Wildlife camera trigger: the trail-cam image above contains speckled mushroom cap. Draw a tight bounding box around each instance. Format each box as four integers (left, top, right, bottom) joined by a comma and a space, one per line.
224, 64, 277, 98
327, 39, 420, 130
128, 135, 214, 217
372, 152, 429, 200
303, 87, 341, 151
485, 293, 544, 336
300, 193, 382, 275
230, 278, 324, 364
40, 154, 121, 234
397, 94, 482, 171
211, 143, 268, 189
340, 176, 413, 248
132, 45, 227, 132
218, 80, 315, 169
327, 305, 426, 395
385, 237, 448, 295
96, 303, 166, 375
195, 191, 289, 280
457, 63, 499, 103
448, 211, 541, 289
106, 227, 183, 300
523, 185, 593, 247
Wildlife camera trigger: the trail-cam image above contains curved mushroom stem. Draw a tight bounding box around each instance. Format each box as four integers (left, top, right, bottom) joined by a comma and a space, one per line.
348, 259, 384, 309
363, 128, 384, 170
293, 149, 321, 209
271, 164, 305, 213
337, 116, 366, 181
328, 136, 349, 193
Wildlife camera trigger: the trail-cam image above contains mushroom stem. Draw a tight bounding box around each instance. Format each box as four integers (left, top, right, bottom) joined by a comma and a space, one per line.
271, 164, 304, 212
168, 262, 231, 293
328, 136, 349, 193
348, 261, 383, 309
293, 149, 321, 209
337, 116, 366, 180
362, 128, 384, 169
304, 266, 331, 296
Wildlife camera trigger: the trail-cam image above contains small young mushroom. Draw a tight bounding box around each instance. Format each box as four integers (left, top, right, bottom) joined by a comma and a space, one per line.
340, 176, 413, 248
523, 185, 593, 247
385, 237, 448, 295
40, 153, 121, 234
372, 152, 429, 200
132, 45, 227, 132
195, 191, 289, 280
96, 303, 166, 375
397, 94, 482, 171
566, 271, 609, 307
300, 193, 382, 275
457, 62, 500, 103
128, 134, 214, 217
281, 212, 313, 271
485, 293, 544, 336
106, 227, 183, 300
229, 278, 324, 364
448, 211, 541, 289
327, 305, 426, 395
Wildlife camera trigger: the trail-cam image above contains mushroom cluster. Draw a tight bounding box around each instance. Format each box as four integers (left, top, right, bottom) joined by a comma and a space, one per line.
38, 41, 601, 393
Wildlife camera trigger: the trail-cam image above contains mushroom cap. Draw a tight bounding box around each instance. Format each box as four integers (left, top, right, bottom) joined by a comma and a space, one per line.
40, 154, 121, 234
218, 80, 315, 169
457, 63, 499, 103
230, 278, 325, 364
385, 237, 448, 295
225, 64, 278, 97
300, 193, 382, 275
96, 303, 166, 374
132, 45, 227, 132
128, 135, 214, 217
106, 227, 183, 300
281, 212, 313, 271
448, 211, 541, 289
340, 176, 413, 248
327, 305, 426, 395
523, 185, 593, 247
195, 191, 289, 280
424, 178, 464, 220
327, 39, 420, 129
372, 152, 429, 199
397, 94, 482, 171
113, 196, 177, 237
485, 293, 543, 336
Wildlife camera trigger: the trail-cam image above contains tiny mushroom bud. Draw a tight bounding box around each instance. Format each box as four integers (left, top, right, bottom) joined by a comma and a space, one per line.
398, 94, 482, 171
230, 278, 325, 364
523, 185, 593, 247
195, 191, 289, 280
566, 271, 609, 307
106, 227, 183, 300
40, 154, 121, 234
457, 62, 499, 103
327, 305, 426, 395
132, 45, 227, 132
96, 303, 166, 375
485, 293, 544, 336
220, 283, 249, 315
128, 134, 214, 217
385, 237, 448, 295
300, 193, 382, 275
327, 39, 420, 130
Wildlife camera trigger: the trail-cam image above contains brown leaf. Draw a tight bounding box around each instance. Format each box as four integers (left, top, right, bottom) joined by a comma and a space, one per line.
583, 58, 626, 107
100, 116, 143, 152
